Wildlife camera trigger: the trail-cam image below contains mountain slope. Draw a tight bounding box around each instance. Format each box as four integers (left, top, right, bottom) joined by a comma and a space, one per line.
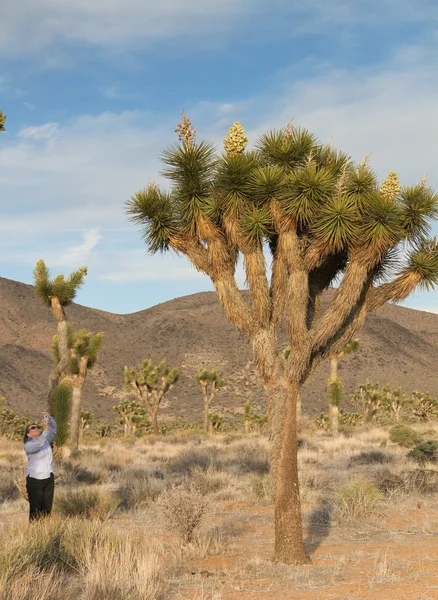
1, 276, 437, 424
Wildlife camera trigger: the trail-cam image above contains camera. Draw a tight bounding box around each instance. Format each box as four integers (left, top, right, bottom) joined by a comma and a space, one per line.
43, 413, 50, 422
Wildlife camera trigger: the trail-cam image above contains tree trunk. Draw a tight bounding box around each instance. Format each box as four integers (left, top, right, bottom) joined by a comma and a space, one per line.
330, 356, 338, 379
296, 394, 302, 428
47, 315, 70, 409
70, 383, 83, 451
204, 396, 210, 433
274, 380, 310, 565
329, 404, 339, 436
152, 409, 159, 435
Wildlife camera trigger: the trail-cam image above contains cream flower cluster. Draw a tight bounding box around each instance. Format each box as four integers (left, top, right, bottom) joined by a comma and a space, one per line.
380, 171, 400, 203
224, 122, 248, 156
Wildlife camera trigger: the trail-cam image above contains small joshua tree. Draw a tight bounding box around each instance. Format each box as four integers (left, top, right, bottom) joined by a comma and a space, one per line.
34, 260, 87, 407
80, 410, 93, 431
124, 359, 179, 435
51, 383, 71, 461
113, 400, 149, 436
53, 327, 103, 450
351, 380, 383, 423
195, 368, 225, 432
328, 338, 360, 435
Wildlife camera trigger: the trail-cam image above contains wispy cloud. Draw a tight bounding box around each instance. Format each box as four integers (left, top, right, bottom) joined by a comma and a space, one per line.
18, 122, 58, 140
51, 228, 103, 269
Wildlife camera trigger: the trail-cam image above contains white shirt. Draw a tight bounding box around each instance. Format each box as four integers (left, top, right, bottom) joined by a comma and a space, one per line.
24, 417, 57, 479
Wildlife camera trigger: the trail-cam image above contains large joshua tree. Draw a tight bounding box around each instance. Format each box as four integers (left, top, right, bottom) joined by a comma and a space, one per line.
328, 338, 360, 435
127, 115, 438, 564
34, 260, 87, 407
196, 368, 225, 432
124, 359, 179, 435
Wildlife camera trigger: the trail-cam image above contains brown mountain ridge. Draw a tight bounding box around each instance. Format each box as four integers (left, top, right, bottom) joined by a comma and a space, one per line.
1, 276, 438, 425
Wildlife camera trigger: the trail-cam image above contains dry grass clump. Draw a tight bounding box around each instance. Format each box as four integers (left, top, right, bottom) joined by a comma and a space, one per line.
329, 475, 383, 522
375, 466, 438, 497
0, 518, 164, 600
167, 449, 212, 475
190, 466, 235, 496
249, 473, 272, 502
60, 461, 103, 486
117, 470, 165, 510
159, 485, 210, 544
81, 535, 164, 600
221, 440, 269, 474
348, 449, 393, 467
0, 469, 20, 502
55, 487, 120, 520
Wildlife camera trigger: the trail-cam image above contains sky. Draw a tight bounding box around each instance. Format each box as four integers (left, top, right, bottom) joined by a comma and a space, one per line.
1, 0, 438, 315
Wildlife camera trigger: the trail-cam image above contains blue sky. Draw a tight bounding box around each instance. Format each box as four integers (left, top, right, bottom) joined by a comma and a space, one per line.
1, 0, 438, 314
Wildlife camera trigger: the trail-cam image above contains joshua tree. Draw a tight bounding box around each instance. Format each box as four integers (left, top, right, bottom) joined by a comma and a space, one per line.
127, 115, 438, 564
69, 329, 104, 450
34, 260, 87, 407
328, 338, 360, 435
124, 359, 179, 435
196, 368, 225, 432
52, 327, 103, 450
114, 400, 149, 435
80, 410, 93, 431
0, 111, 6, 131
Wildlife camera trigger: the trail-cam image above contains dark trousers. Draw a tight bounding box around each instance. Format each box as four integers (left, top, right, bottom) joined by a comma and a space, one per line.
26, 473, 55, 521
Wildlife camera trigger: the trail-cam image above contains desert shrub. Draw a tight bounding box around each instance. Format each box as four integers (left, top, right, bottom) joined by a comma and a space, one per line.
60, 461, 101, 486
81, 535, 163, 600
222, 441, 269, 474
167, 449, 212, 475
159, 485, 209, 544
55, 487, 120, 520
190, 466, 233, 496
117, 471, 164, 510
250, 474, 273, 502
0, 470, 20, 502
348, 450, 392, 466
389, 424, 421, 448
407, 440, 438, 465
0, 567, 73, 600
375, 467, 438, 496
329, 476, 382, 521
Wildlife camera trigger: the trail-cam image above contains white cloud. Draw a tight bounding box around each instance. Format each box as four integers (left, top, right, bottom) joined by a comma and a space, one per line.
2, 0, 437, 61
52, 228, 103, 269
18, 122, 58, 140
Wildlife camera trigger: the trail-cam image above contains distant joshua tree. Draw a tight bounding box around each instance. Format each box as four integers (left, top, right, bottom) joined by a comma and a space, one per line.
124, 359, 179, 435
33, 260, 87, 407
195, 369, 225, 432
328, 338, 360, 435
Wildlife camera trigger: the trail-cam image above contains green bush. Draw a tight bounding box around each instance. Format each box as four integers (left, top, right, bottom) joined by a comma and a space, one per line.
329, 476, 382, 521
389, 424, 421, 448
407, 440, 438, 465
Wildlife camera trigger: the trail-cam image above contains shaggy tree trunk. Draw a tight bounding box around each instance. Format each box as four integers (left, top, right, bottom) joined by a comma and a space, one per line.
70, 384, 83, 451
69, 357, 88, 451
274, 380, 310, 565
329, 404, 339, 436
296, 394, 302, 428
47, 298, 70, 409
151, 408, 159, 435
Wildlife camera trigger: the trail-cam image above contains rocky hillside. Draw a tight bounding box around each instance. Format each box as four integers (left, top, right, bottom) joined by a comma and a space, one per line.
1, 276, 438, 425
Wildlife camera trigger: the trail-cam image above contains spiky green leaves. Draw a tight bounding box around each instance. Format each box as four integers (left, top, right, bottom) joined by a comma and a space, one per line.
361, 192, 403, 251
127, 185, 177, 253
399, 185, 438, 240
256, 127, 317, 168
125, 359, 179, 395
51, 384, 71, 447
0, 110, 6, 132
405, 237, 438, 291
33, 260, 87, 308
215, 152, 259, 215
161, 141, 216, 227
328, 377, 343, 407
312, 196, 359, 252
196, 368, 225, 388
240, 205, 272, 250
282, 164, 336, 226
